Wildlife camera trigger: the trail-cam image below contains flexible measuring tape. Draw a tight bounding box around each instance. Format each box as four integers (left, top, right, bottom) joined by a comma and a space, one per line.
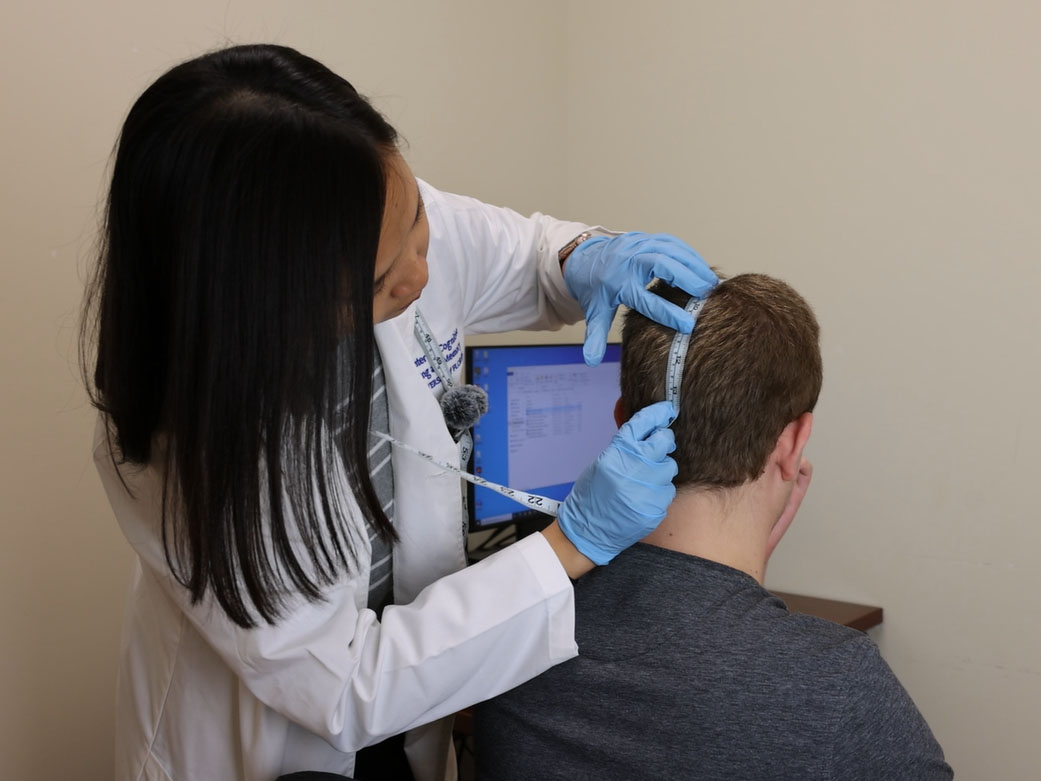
372, 430, 561, 517
402, 301, 704, 521
413, 310, 451, 390
412, 310, 560, 521
665, 296, 706, 413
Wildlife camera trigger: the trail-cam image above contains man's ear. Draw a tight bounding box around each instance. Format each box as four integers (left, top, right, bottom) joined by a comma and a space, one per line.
613, 397, 626, 428
775, 412, 813, 481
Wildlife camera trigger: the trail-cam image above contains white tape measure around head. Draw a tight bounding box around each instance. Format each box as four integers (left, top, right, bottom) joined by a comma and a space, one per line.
665, 296, 706, 414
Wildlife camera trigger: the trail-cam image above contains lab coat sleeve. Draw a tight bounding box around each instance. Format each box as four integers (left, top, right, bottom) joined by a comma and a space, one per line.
421, 182, 588, 335
96, 423, 577, 753
230, 535, 575, 751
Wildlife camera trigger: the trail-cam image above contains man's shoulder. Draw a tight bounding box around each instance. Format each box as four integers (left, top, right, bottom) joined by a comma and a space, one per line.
755, 610, 883, 685
782, 610, 877, 653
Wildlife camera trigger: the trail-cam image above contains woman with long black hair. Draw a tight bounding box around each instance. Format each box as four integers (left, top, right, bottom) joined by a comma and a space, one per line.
83, 44, 716, 780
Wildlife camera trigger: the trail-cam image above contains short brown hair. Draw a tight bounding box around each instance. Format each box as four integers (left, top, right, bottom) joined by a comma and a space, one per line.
621, 274, 822, 488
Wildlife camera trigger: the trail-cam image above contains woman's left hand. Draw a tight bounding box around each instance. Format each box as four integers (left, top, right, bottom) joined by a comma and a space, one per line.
564, 232, 718, 366
555, 400, 678, 566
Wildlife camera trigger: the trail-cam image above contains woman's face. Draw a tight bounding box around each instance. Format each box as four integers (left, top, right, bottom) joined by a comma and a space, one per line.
372, 154, 430, 323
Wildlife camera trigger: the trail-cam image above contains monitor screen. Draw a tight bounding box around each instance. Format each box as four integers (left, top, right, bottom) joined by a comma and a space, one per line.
466, 342, 622, 531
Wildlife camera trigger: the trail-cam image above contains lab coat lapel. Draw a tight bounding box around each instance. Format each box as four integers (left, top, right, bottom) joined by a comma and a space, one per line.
375, 307, 468, 605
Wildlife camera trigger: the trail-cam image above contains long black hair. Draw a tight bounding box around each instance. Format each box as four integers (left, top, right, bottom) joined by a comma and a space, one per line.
82, 44, 399, 627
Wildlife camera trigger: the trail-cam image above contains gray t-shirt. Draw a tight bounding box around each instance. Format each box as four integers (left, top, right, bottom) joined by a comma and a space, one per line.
474, 544, 953, 780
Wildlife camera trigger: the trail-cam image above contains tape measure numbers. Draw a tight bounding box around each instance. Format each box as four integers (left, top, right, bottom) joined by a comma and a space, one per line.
665, 296, 705, 414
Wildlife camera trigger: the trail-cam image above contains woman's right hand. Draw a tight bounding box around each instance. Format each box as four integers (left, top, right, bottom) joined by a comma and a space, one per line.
554, 401, 678, 567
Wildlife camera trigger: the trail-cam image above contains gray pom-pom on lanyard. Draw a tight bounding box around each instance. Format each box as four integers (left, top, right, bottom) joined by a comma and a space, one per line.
440, 383, 489, 441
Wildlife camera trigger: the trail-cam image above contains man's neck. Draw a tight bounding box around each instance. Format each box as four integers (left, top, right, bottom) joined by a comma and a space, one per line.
641, 483, 776, 584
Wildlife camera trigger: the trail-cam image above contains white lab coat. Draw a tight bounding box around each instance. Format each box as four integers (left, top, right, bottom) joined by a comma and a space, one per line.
95, 181, 593, 781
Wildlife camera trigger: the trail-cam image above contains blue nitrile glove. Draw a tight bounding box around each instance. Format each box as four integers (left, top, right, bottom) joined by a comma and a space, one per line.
565, 232, 718, 366
556, 401, 678, 565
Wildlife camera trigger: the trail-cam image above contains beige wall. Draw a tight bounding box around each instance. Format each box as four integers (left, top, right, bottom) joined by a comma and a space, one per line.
562, 2, 1040, 779
0, 2, 565, 778
3, 1, 1038, 778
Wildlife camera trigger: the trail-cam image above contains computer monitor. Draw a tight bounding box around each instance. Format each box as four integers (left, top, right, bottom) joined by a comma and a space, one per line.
466, 342, 622, 532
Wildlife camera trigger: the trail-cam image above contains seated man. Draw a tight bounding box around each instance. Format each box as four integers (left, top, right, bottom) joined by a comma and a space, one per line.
473, 274, 952, 780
